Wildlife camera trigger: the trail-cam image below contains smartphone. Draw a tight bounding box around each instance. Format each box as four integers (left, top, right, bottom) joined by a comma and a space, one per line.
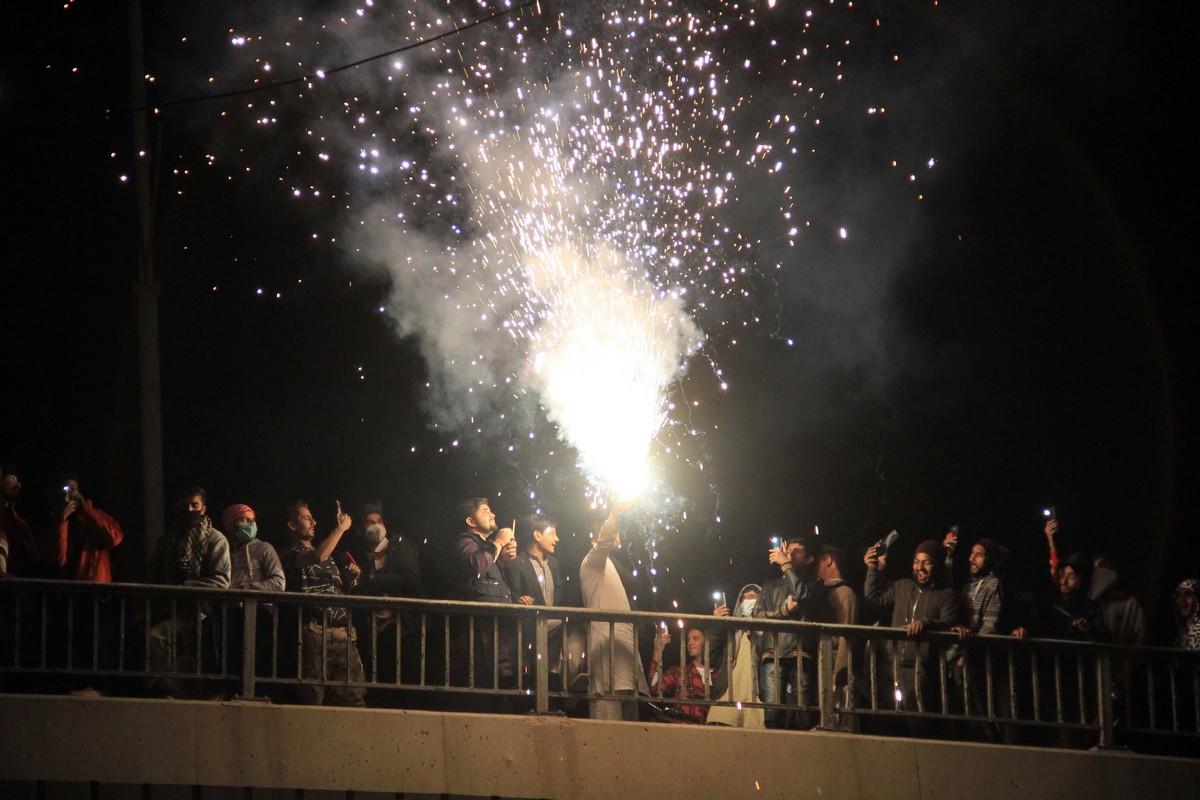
62, 485, 71, 501
336, 499, 343, 516
878, 529, 899, 557
1043, 505, 1057, 521
713, 591, 726, 608
770, 536, 781, 549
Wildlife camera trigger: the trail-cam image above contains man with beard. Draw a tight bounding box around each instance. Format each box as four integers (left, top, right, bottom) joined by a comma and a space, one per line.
451, 497, 516, 690
1045, 554, 1109, 643
146, 486, 231, 697
280, 500, 366, 706
753, 537, 821, 729
864, 538, 961, 716
1043, 553, 1109, 746
946, 537, 1005, 738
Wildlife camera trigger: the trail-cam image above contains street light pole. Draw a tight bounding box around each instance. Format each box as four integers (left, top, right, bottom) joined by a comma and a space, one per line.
128, 0, 165, 563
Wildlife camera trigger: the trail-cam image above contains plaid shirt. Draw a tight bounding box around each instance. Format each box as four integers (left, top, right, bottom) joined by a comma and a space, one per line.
650, 659, 715, 724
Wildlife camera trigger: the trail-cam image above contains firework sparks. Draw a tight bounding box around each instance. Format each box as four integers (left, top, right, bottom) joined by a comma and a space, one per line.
159, 0, 915, 519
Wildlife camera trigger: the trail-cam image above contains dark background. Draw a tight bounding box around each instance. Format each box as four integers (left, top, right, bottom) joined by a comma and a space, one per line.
2, 2, 1195, 636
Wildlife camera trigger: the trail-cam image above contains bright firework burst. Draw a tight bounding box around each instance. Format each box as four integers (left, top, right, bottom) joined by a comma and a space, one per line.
165, 0, 893, 514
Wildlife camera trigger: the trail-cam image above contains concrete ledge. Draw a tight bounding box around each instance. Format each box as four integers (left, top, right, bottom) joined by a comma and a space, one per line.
1, 694, 1198, 799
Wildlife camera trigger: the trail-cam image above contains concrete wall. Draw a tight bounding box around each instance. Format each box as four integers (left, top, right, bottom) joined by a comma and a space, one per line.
1, 695, 1198, 799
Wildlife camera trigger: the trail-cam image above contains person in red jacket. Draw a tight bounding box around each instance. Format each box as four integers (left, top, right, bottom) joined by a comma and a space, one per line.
47, 475, 123, 582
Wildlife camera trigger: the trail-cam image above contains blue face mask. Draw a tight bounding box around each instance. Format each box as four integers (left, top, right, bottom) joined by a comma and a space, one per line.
235, 521, 257, 542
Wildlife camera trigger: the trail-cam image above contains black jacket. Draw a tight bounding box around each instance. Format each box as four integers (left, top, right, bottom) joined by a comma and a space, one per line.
864, 567, 961, 666
343, 530, 424, 599
501, 550, 562, 607
753, 567, 821, 658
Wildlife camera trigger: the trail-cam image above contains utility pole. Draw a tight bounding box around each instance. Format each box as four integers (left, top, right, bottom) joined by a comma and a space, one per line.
128, 0, 165, 562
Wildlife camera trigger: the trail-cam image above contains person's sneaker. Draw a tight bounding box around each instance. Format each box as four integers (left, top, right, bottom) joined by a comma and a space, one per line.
567, 671, 590, 693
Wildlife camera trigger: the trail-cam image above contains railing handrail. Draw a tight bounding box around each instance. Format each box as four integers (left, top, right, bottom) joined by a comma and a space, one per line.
4, 576, 1199, 755
2, 577, 1197, 658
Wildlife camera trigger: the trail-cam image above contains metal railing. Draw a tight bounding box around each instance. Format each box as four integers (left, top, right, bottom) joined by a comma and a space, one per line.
1, 578, 1196, 754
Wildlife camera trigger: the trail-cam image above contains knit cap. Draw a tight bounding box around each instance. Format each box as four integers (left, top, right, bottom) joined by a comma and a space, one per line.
221, 503, 255, 533
915, 539, 944, 561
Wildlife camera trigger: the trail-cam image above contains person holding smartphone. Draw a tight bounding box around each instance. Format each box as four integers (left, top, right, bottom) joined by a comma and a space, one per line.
753, 536, 821, 730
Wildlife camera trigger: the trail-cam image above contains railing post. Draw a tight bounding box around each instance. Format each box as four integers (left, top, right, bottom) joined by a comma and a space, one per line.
534, 615, 550, 714
241, 598, 257, 699
817, 632, 835, 730
1096, 648, 1115, 748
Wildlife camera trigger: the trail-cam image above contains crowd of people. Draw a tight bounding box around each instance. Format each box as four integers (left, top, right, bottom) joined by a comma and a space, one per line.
2, 462, 1198, 748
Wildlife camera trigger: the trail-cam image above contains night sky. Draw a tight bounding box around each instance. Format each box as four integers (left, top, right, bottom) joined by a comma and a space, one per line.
3, 2, 1195, 633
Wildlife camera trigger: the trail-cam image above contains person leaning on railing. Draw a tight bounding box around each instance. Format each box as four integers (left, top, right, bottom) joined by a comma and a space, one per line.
279, 500, 366, 707
863, 538, 962, 716
145, 485, 231, 698
705, 584, 764, 729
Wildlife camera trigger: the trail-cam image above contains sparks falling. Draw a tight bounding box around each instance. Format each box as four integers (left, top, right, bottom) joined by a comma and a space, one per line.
168, 0, 923, 513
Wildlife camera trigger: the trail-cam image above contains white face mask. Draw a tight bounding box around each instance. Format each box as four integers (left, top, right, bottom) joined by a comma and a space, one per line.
365, 523, 387, 545
739, 598, 757, 617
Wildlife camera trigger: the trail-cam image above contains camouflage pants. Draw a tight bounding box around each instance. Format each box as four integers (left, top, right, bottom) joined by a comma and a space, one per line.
298, 620, 366, 707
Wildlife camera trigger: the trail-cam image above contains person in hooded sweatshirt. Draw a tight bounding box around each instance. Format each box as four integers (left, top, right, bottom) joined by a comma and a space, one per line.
864, 538, 961, 717
1088, 554, 1146, 647
706, 583, 765, 728
1175, 579, 1200, 652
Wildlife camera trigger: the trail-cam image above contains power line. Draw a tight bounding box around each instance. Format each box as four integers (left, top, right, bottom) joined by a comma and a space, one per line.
143, 0, 544, 112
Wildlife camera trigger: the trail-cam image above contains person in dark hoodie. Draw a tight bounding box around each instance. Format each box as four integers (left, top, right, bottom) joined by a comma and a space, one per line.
864, 538, 962, 718
1045, 553, 1110, 643
1043, 552, 1110, 747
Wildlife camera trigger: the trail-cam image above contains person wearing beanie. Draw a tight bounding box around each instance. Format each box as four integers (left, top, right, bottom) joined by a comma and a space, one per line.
214, 503, 284, 694
220, 503, 285, 593
864, 536, 961, 717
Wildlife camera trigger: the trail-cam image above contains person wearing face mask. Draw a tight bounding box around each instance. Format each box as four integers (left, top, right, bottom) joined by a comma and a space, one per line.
220, 504, 284, 593
148, 486, 231, 590
343, 501, 424, 693
215, 503, 284, 696
145, 486, 231, 698
705, 584, 765, 728
345, 501, 423, 602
